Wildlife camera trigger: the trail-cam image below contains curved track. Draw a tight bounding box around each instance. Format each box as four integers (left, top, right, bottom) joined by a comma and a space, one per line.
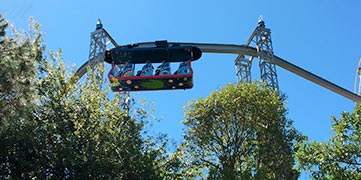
76, 42, 361, 102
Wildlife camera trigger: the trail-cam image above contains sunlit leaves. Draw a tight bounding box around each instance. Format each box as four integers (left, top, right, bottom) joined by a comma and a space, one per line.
178, 82, 300, 179
295, 104, 361, 179
0, 14, 42, 134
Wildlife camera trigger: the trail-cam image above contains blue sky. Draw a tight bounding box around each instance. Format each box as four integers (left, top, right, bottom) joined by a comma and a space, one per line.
2, 0, 361, 178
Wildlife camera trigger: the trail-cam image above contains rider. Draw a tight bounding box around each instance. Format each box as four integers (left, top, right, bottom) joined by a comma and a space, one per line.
137, 61, 154, 76
174, 61, 191, 75
155, 61, 171, 75
119, 62, 135, 77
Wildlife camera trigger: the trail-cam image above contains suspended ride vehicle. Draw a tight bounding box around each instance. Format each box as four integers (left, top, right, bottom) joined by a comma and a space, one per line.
106, 41, 202, 91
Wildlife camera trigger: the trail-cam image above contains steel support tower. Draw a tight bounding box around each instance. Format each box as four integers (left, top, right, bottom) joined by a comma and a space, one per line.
235, 18, 279, 92
256, 20, 279, 92
354, 57, 361, 95
87, 20, 130, 110
235, 54, 252, 82
88, 19, 109, 86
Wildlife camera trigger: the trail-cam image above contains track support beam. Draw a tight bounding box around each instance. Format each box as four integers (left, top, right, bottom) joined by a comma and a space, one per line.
85, 20, 130, 110
254, 19, 279, 92
235, 55, 252, 82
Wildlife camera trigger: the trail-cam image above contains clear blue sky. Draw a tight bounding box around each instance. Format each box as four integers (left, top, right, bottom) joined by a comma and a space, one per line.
2, 0, 361, 178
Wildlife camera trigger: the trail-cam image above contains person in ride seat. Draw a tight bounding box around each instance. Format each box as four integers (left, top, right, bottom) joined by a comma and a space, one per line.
155, 62, 171, 75
119, 62, 135, 77
137, 61, 154, 76
174, 61, 191, 75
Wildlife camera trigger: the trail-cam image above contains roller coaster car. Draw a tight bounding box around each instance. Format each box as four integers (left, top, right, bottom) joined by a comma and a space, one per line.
109, 60, 193, 91
106, 41, 202, 91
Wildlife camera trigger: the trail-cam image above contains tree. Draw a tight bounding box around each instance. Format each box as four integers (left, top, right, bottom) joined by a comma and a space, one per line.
177, 82, 300, 179
0, 15, 168, 179
295, 103, 361, 179
0, 15, 42, 134
33, 57, 165, 179
0, 15, 44, 178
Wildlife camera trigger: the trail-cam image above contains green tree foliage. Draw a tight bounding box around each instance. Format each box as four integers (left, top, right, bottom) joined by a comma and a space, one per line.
0, 15, 42, 134
295, 104, 361, 180
0, 15, 167, 179
177, 83, 300, 179
0, 15, 44, 178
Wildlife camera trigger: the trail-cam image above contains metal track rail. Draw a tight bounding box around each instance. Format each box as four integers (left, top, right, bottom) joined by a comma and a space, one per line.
76, 42, 361, 102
